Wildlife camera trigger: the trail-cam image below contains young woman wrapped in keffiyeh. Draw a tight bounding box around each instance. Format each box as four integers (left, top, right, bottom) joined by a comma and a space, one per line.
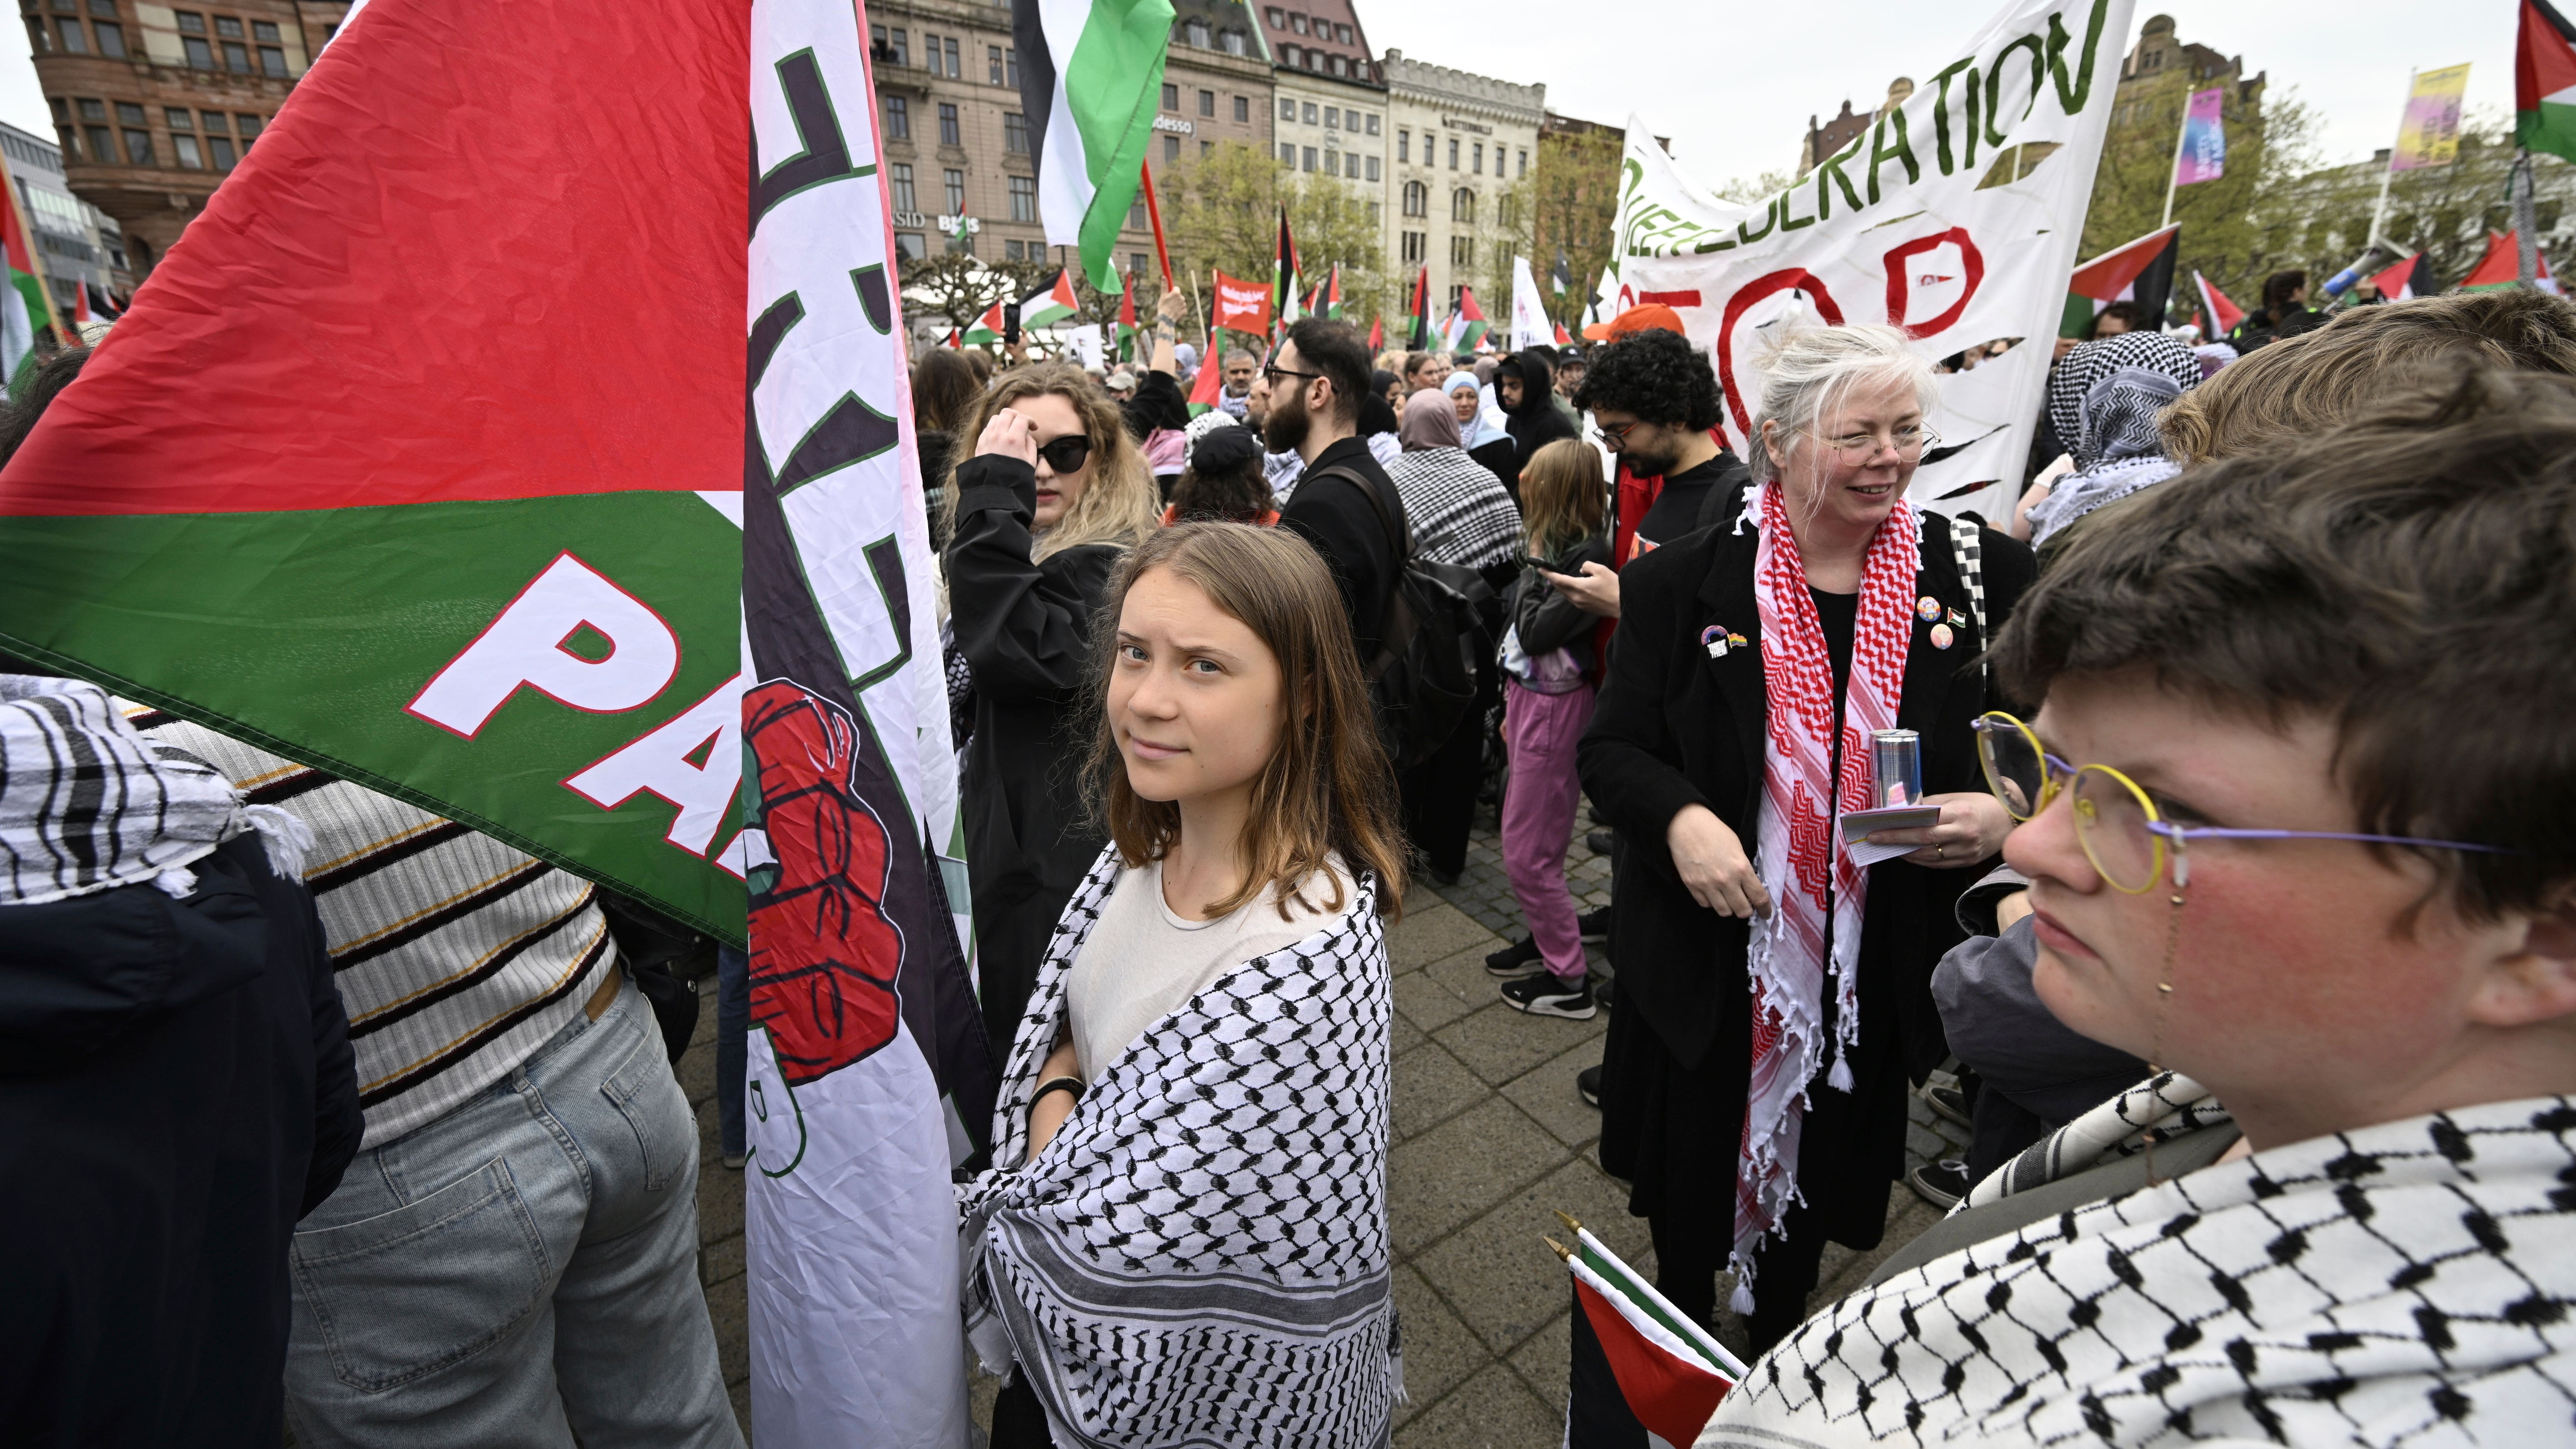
1575, 324, 2036, 1359
956, 523, 1413, 1448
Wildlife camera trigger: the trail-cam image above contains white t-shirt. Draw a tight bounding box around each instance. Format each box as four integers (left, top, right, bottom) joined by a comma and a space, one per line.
1065, 855, 1352, 1084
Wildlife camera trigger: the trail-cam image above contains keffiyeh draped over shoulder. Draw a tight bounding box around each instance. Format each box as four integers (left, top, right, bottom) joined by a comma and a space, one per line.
958, 848, 1399, 1448
1706, 1085, 2576, 1448
2029, 331, 2202, 545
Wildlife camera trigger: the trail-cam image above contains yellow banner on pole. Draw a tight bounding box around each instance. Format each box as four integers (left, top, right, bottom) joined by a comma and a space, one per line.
2393, 64, 2473, 171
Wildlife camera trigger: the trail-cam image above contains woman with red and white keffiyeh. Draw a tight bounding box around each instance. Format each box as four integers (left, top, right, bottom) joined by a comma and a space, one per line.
1575, 324, 2037, 1373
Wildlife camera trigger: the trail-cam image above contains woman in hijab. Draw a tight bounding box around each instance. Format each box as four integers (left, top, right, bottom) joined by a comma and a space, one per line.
1445, 371, 1517, 482
2019, 330, 2202, 551
1490, 349, 1578, 499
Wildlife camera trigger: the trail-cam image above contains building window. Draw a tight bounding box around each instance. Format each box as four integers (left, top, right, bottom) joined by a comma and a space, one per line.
1499, 195, 1521, 229
1288, 12, 1306, 32
1162, 134, 1178, 161
1334, 22, 1352, 41
1278, 141, 1294, 164
1008, 175, 1036, 221
1301, 146, 1315, 172
1201, 139, 1212, 156
894, 232, 925, 260
945, 36, 961, 76
1003, 111, 1027, 153
173, 133, 203, 168
1365, 114, 1379, 136
885, 95, 909, 140
122, 129, 152, 166
1006, 48, 1018, 87
116, 100, 145, 124
1328, 54, 1345, 77
173, 10, 211, 66
988, 43, 1003, 84
1234, 95, 1248, 122
884, 27, 908, 65
1452, 188, 1474, 223
1401, 230, 1424, 263
92, 19, 123, 56
1365, 155, 1379, 181
938, 103, 960, 146
1161, 82, 1178, 111
1323, 148, 1336, 173
1265, 6, 1283, 25
1369, 200, 1382, 223
1518, 149, 1529, 178
1344, 152, 1359, 178
943, 168, 964, 212
253, 17, 284, 74
1183, 17, 1209, 46
1279, 97, 1293, 120
23, 17, 46, 55
56, 128, 78, 160
208, 135, 235, 169
1131, 251, 1149, 276
1447, 138, 1459, 169
215, 15, 250, 72
54, 16, 85, 52
1221, 30, 1245, 55
1402, 179, 1426, 217
1128, 198, 1145, 227
1197, 89, 1214, 116
1280, 44, 1297, 65
86, 125, 112, 159
1451, 235, 1473, 266
1004, 238, 1024, 261
921, 32, 941, 71
166, 107, 193, 129
890, 163, 915, 211
1324, 106, 1338, 129
235, 113, 261, 146
1397, 130, 1407, 162
1473, 143, 1483, 174
1302, 102, 1316, 124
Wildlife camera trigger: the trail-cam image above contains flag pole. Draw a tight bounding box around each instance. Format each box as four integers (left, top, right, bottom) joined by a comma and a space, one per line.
1138, 159, 1174, 291
2367, 69, 2413, 252
2158, 82, 2192, 229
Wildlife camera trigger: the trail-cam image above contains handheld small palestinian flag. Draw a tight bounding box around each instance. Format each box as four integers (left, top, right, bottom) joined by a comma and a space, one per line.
1273, 208, 1303, 331
943, 326, 962, 349
1407, 264, 1431, 349
1117, 266, 1139, 361
1365, 315, 1382, 349
1554, 320, 1572, 346
964, 297, 1005, 346
1020, 267, 1080, 330
2193, 270, 2244, 336
2462, 230, 2559, 292
2365, 252, 2435, 303
1441, 286, 1489, 352
2063, 223, 2179, 337
1012, 0, 1172, 285
1186, 344, 1224, 414
2524, 0, 2576, 163
1317, 263, 1342, 321
1552, 1214, 1746, 1448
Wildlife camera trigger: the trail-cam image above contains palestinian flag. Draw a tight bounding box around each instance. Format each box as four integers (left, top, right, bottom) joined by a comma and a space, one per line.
1186, 344, 1224, 414
85, 280, 124, 320
1273, 208, 1304, 330
964, 297, 1005, 346
1555, 1221, 1746, 1447
2063, 223, 2179, 337
1116, 266, 1139, 361
1020, 267, 1080, 330
2193, 270, 2244, 336
2366, 252, 2436, 302
1365, 315, 1382, 349
1407, 264, 1431, 348
1554, 320, 1572, 345
2462, 230, 2559, 292
1315, 264, 1342, 321
0, 145, 62, 385
1553, 247, 1574, 297
1011, 0, 1172, 285
943, 326, 962, 349
1441, 287, 1489, 351
2522, 0, 2576, 163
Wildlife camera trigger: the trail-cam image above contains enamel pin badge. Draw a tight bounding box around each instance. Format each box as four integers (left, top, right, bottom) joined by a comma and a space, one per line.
1702, 624, 1750, 659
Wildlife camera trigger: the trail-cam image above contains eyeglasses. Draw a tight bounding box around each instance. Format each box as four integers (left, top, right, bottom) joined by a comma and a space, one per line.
1595, 419, 1641, 448
1034, 433, 1093, 475
1811, 424, 1940, 458
1261, 363, 1324, 387
1972, 711, 2512, 894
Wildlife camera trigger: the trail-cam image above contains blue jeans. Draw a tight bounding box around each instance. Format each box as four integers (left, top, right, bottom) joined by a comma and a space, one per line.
716, 946, 748, 1159
281, 975, 742, 1449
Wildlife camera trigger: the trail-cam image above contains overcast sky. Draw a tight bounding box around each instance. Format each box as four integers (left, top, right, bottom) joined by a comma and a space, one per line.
0, 1, 2511, 193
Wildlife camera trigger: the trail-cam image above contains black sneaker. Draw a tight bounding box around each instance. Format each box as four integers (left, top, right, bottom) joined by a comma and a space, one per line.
1923, 1084, 1972, 1128
1594, 975, 1614, 1011
1576, 1065, 1602, 1107
1484, 936, 1544, 976
1586, 829, 1615, 857
1909, 1159, 1970, 1210
1577, 907, 1610, 942
1501, 971, 1597, 1019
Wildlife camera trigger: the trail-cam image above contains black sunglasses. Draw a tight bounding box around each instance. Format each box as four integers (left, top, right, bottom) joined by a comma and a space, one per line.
1261, 363, 1325, 386
1035, 433, 1093, 475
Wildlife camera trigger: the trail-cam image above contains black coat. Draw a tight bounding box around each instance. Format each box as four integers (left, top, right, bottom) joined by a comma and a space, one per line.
948, 453, 1125, 1063
1278, 434, 1405, 664
0, 836, 359, 1448
1493, 350, 1578, 495
1578, 513, 2034, 1224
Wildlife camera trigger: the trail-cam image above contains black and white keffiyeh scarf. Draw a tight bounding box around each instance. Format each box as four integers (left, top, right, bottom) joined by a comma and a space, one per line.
958, 848, 1400, 1448
1967, 1069, 2234, 1211
1386, 446, 1523, 572
1703, 1087, 2576, 1447
2029, 331, 2202, 546
0, 676, 309, 905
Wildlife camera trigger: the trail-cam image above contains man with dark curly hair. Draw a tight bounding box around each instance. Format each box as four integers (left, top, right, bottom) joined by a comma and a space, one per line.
1546, 328, 1749, 620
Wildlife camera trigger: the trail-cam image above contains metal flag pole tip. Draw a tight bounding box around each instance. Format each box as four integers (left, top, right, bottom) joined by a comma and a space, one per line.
1544, 1235, 1573, 1262
1555, 1209, 1585, 1234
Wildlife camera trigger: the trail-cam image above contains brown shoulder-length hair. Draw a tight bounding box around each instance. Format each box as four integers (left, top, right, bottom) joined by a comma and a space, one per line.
937, 362, 1158, 561
1518, 437, 1604, 557
1084, 523, 1408, 922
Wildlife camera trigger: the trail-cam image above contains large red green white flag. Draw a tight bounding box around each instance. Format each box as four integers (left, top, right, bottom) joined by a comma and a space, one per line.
0, 0, 747, 940
2522, 0, 2576, 163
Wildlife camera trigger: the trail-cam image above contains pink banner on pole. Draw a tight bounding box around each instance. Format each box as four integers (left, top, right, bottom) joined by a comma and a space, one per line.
2175, 87, 2226, 186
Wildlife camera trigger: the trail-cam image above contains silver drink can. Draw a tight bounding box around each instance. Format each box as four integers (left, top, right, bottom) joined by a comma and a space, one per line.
1871, 729, 1922, 807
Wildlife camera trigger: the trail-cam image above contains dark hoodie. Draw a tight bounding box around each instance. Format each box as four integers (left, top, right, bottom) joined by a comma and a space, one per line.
0, 743, 359, 1445
1491, 349, 1578, 496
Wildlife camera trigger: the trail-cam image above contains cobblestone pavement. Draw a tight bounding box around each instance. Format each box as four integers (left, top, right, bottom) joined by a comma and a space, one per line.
678, 807, 1975, 1446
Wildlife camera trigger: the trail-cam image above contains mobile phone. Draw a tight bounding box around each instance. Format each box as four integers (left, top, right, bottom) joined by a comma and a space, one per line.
1002, 302, 1021, 345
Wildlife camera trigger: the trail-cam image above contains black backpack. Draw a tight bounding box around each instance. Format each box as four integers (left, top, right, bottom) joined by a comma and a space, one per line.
1303, 463, 1489, 771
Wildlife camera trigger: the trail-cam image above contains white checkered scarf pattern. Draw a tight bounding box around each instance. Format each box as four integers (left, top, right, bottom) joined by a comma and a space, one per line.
1706, 1092, 2576, 1447
958, 847, 1399, 1448
1967, 1070, 2235, 1213
1734, 482, 1920, 1311
0, 678, 245, 906
1386, 446, 1523, 571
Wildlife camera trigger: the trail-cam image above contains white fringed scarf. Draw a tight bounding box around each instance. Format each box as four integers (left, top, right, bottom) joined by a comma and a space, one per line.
1732, 482, 1919, 1310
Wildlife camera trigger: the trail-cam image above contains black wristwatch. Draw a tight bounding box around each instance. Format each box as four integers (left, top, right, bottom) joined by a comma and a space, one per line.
1033, 1075, 1085, 1108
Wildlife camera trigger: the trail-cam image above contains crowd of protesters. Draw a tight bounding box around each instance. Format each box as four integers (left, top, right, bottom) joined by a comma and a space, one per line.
6, 279, 2574, 1449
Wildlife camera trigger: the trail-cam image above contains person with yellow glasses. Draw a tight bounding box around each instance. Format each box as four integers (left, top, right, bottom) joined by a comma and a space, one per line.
1705, 368, 2576, 1444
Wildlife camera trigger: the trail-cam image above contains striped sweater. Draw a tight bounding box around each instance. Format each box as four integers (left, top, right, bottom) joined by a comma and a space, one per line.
131, 708, 616, 1147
